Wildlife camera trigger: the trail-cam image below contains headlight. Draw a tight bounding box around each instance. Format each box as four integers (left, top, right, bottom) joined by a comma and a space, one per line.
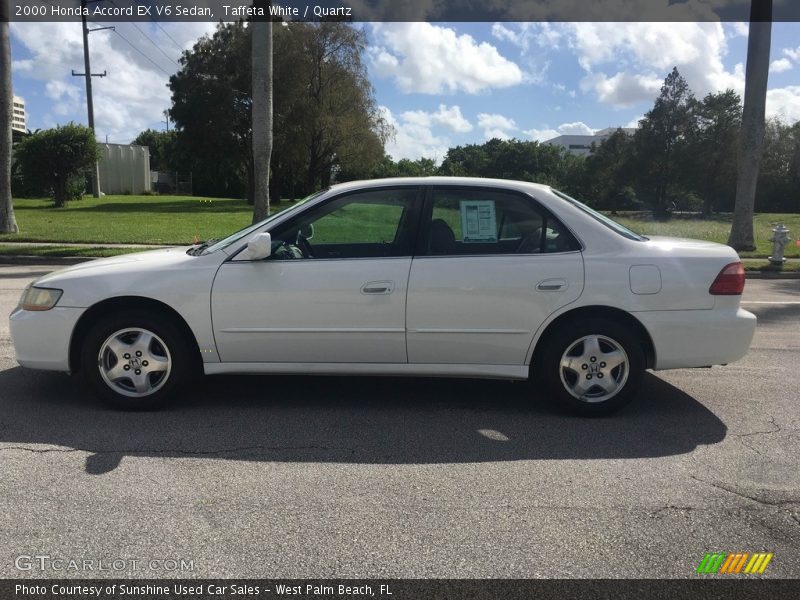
19, 285, 63, 311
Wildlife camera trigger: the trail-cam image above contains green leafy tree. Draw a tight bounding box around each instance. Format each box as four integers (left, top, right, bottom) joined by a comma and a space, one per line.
296, 22, 389, 191
131, 129, 177, 172
14, 123, 100, 207
169, 21, 389, 200
685, 90, 742, 215
756, 119, 800, 212
584, 129, 637, 211
0, 0, 18, 233
341, 155, 438, 180
634, 67, 694, 218
169, 22, 252, 199
439, 138, 583, 192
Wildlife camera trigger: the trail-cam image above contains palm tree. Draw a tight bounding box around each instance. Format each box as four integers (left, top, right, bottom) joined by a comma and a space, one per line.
251, 3, 273, 223
728, 0, 772, 251
1, 0, 19, 233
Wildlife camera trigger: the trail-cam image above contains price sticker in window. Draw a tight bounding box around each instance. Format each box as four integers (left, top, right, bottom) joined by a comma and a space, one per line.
460, 200, 497, 243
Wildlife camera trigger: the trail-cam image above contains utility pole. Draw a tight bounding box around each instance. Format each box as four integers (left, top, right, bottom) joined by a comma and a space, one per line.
71, 0, 111, 198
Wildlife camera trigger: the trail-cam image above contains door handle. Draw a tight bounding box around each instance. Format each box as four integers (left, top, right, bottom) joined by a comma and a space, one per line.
537, 278, 567, 292
361, 281, 394, 295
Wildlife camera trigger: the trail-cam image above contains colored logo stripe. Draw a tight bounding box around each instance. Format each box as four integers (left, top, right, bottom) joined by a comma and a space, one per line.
697, 552, 773, 574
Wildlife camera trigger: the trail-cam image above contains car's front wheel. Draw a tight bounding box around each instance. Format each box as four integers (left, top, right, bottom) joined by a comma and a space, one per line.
81, 310, 192, 410
536, 318, 645, 415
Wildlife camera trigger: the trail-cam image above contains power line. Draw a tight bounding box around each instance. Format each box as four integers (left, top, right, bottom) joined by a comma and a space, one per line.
111, 28, 171, 76
107, 0, 180, 68
131, 0, 185, 52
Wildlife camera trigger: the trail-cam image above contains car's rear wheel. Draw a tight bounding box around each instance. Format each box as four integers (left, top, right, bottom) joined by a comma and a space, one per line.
81, 310, 192, 410
536, 318, 645, 415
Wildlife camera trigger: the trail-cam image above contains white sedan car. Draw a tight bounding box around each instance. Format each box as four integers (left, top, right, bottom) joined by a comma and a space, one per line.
10, 177, 755, 414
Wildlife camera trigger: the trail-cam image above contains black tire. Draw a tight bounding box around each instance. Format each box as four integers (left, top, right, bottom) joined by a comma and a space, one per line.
80, 309, 194, 410
535, 317, 645, 416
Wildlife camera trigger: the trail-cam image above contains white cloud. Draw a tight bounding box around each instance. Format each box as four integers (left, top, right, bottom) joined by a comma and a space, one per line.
369, 23, 523, 94
491, 23, 526, 49
626, 114, 645, 128
44, 80, 82, 117
784, 47, 800, 62
581, 72, 663, 108
523, 121, 597, 142
400, 104, 473, 133
491, 22, 562, 51
770, 58, 793, 74
727, 22, 750, 38
380, 106, 450, 162
766, 87, 800, 123
477, 113, 517, 140
557, 121, 596, 136
10, 21, 215, 142
523, 127, 559, 142
564, 22, 745, 106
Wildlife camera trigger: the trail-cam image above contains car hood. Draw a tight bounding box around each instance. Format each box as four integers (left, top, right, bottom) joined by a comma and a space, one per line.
34, 246, 196, 286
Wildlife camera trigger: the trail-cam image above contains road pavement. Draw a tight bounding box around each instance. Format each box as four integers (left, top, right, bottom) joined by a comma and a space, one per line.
0, 264, 798, 579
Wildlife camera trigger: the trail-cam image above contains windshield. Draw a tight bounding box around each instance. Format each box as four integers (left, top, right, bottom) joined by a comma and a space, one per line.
199, 191, 327, 255
552, 189, 646, 242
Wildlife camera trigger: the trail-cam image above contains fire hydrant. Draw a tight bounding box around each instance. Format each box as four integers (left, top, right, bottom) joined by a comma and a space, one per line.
769, 224, 791, 265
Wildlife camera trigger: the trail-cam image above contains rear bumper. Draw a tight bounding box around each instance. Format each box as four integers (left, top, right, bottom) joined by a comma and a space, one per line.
635, 307, 756, 370
9, 306, 85, 372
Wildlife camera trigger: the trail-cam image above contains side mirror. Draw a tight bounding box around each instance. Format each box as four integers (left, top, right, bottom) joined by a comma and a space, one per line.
237, 232, 272, 261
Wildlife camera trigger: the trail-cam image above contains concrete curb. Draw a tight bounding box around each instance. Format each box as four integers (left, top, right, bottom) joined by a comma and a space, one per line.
743, 271, 800, 279
0, 255, 95, 266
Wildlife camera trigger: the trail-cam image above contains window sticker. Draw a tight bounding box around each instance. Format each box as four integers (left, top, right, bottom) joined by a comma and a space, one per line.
460, 200, 497, 243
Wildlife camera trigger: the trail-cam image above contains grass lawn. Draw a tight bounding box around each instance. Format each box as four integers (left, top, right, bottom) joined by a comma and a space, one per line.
0, 195, 299, 245
612, 212, 800, 259
1, 195, 798, 259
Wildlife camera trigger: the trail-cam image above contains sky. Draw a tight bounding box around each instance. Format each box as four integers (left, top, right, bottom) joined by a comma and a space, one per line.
9, 20, 800, 163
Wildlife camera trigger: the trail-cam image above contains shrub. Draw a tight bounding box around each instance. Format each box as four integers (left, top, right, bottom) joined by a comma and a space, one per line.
13, 123, 100, 207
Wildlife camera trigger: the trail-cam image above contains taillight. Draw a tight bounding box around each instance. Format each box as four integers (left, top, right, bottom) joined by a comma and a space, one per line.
709, 262, 745, 295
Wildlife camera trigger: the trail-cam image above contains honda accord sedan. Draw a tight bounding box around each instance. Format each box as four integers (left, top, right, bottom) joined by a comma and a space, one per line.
9, 177, 756, 414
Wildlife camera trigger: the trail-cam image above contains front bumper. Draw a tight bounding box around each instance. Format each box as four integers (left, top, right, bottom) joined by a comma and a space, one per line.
9, 306, 85, 372
635, 307, 756, 370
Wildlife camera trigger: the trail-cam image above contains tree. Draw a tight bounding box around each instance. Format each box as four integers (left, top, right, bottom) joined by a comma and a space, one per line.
0, 0, 18, 233
584, 129, 636, 211
251, 3, 273, 223
168, 21, 388, 200
728, 0, 772, 251
14, 124, 100, 207
634, 67, 694, 218
296, 23, 389, 191
685, 90, 742, 215
755, 118, 800, 212
131, 129, 177, 172
169, 22, 252, 199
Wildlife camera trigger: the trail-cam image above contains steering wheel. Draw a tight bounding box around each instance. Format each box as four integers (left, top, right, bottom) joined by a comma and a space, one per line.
296, 232, 315, 259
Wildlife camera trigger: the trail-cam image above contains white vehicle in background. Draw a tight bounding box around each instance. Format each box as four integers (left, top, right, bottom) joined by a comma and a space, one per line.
10, 177, 756, 414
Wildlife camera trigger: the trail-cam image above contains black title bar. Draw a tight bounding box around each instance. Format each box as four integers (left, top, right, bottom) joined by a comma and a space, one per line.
4, 579, 800, 600
4, 0, 800, 23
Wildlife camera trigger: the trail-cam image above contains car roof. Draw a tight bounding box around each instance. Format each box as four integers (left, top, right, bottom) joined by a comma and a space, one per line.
328, 176, 554, 195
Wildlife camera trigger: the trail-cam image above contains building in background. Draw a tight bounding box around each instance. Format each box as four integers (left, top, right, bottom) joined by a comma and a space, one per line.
544, 127, 636, 156
12, 95, 26, 133
98, 143, 151, 195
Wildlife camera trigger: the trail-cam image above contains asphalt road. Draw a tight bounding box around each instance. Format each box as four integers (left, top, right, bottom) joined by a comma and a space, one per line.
0, 264, 798, 580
